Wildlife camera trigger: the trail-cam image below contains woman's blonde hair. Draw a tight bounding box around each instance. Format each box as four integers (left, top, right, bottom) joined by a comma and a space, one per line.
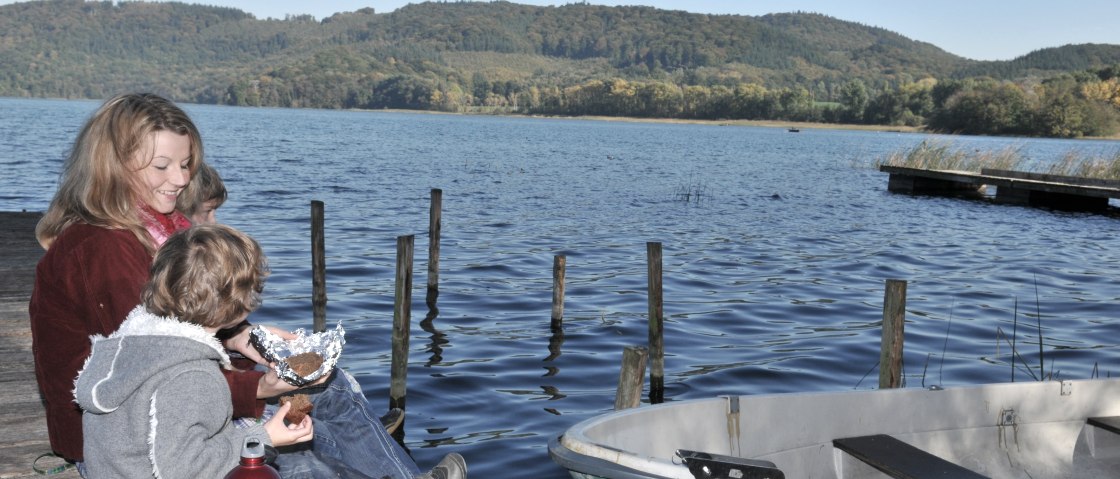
142, 224, 268, 328
177, 161, 227, 218
36, 93, 203, 251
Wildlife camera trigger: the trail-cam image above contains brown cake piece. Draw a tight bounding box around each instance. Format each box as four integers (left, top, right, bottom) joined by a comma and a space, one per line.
285, 352, 324, 378
280, 394, 314, 423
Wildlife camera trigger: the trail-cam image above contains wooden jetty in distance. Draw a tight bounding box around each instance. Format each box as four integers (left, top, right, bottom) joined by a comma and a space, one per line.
881, 165, 1120, 211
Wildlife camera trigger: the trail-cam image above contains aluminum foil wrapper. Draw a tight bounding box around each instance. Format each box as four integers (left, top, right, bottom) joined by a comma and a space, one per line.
249, 323, 346, 386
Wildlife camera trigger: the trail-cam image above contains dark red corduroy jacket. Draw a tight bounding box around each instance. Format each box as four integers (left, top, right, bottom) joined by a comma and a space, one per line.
29, 223, 264, 461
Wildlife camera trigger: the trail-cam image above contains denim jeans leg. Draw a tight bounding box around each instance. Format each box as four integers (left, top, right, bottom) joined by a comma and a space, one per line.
273, 447, 379, 479
299, 370, 421, 479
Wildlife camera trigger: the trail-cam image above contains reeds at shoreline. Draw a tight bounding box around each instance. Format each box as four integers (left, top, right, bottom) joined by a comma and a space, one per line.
875, 140, 1120, 180
1046, 150, 1120, 179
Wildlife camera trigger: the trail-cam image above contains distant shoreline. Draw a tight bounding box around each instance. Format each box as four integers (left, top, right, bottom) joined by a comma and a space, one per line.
7, 96, 1115, 140
352, 106, 925, 132
353, 107, 1120, 140
543, 115, 925, 133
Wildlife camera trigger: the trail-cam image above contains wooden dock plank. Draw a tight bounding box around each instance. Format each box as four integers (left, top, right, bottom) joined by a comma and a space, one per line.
981, 168, 1120, 189
0, 212, 42, 303
880, 165, 1120, 211
0, 212, 78, 478
881, 165, 1120, 198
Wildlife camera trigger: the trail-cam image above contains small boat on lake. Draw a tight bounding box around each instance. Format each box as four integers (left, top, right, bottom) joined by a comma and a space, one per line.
549, 378, 1120, 478
787, 127, 800, 132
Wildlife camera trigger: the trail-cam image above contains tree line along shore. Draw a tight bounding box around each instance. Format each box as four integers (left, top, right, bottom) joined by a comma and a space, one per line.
3, 1, 1120, 138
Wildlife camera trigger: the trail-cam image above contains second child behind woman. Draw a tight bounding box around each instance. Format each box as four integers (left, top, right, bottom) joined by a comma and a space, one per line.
178, 161, 227, 225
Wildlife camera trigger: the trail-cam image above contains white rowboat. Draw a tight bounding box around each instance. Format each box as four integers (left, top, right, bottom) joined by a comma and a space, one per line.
549, 378, 1120, 478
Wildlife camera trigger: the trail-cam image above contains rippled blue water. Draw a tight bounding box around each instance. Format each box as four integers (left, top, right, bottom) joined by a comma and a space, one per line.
4, 98, 1120, 478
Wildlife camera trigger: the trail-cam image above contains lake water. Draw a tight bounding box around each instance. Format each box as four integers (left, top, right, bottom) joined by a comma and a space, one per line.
3, 97, 1120, 478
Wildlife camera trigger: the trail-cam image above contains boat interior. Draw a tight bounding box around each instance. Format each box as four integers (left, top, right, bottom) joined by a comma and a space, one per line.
552, 378, 1120, 479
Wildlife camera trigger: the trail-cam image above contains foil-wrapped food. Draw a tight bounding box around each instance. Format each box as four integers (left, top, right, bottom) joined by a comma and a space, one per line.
249, 323, 346, 386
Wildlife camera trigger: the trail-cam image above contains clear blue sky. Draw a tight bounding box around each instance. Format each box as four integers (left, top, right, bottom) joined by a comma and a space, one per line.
5, 0, 1119, 61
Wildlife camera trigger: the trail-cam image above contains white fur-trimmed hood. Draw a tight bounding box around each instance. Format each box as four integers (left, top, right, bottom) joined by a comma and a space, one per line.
107, 306, 232, 367
74, 305, 233, 414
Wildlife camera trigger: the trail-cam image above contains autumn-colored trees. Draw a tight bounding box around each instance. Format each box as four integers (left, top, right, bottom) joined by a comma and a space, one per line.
2, 1, 1119, 137
215, 65, 1120, 138
926, 71, 1120, 137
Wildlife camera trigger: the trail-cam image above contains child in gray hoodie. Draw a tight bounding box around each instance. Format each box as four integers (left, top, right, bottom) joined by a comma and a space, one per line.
74, 224, 313, 478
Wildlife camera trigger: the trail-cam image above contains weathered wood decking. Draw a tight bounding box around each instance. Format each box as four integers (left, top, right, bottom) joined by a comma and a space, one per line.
0, 212, 79, 478
880, 165, 1120, 211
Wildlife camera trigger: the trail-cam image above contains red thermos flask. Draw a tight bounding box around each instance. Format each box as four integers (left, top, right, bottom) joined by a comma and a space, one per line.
224, 436, 280, 479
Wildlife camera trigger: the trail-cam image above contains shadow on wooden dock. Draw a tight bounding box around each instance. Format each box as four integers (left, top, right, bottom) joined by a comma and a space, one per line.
0, 212, 79, 478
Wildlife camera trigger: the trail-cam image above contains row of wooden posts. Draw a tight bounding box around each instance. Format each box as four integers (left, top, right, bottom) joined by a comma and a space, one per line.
309, 190, 444, 411
307, 189, 909, 412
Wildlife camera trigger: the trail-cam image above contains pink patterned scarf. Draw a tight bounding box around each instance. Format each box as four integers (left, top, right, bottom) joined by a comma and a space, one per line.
137, 203, 192, 248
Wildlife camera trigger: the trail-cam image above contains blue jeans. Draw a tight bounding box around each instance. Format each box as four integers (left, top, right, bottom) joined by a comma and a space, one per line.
271, 370, 421, 479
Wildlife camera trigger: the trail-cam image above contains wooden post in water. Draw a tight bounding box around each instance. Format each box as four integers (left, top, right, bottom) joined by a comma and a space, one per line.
551, 255, 566, 327
390, 235, 415, 410
311, 200, 326, 333
879, 279, 907, 389
615, 346, 648, 410
646, 242, 664, 404
426, 188, 442, 307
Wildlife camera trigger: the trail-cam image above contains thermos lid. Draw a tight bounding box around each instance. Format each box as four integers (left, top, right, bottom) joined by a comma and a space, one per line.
225, 436, 280, 479
241, 437, 267, 459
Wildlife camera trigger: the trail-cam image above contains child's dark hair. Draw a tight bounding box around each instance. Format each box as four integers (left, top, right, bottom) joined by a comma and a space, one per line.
142, 224, 268, 327
177, 162, 227, 218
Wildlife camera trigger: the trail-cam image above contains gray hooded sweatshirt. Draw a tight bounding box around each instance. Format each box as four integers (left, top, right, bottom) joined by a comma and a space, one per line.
74, 306, 270, 478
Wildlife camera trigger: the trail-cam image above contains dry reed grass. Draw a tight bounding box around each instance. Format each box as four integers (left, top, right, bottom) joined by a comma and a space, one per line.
1046, 150, 1120, 180
876, 140, 1120, 180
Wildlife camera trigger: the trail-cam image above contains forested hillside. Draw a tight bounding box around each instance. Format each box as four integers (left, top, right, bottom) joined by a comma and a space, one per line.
3, 0, 1120, 137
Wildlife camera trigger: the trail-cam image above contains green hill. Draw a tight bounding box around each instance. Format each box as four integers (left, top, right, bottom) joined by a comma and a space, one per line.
2, 0, 1118, 136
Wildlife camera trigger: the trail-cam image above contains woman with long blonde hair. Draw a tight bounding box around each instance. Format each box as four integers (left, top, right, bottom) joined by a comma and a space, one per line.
31, 93, 203, 470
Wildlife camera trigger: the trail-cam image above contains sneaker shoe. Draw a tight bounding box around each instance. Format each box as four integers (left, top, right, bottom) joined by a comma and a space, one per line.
379, 407, 404, 434
418, 452, 467, 479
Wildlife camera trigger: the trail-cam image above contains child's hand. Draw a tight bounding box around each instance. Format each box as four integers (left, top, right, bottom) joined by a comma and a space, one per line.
264, 402, 314, 447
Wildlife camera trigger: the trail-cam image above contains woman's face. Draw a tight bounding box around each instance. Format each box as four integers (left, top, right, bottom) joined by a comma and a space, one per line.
134, 130, 192, 214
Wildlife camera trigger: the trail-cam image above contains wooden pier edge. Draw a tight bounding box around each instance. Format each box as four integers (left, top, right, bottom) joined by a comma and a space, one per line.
880, 165, 1120, 211
0, 211, 80, 478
